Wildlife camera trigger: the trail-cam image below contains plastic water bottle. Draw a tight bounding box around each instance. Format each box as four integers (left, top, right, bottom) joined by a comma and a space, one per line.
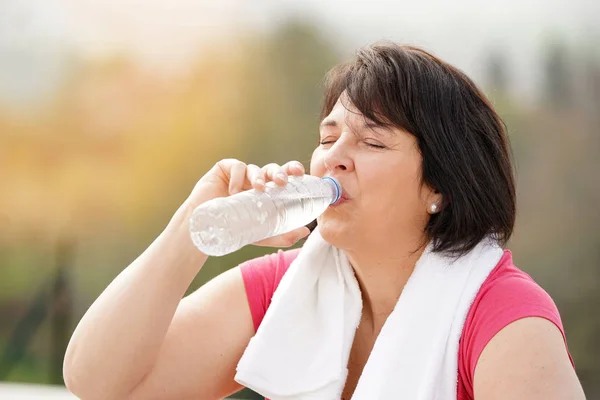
189, 174, 341, 256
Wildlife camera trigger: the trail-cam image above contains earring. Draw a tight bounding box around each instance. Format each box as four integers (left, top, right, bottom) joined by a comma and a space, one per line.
429, 204, 438, 214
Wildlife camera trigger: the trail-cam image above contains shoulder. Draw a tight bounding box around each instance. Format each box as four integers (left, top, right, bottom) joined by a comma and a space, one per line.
240, 248, 301, 295
461, 250, 567, 373
458, 250, 576, 397
239, 248, 301, 331
473, 316, 584, 399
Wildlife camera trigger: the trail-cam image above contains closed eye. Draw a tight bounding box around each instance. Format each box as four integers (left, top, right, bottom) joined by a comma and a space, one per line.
365, 142, 386, 149
321, 141, 386, 149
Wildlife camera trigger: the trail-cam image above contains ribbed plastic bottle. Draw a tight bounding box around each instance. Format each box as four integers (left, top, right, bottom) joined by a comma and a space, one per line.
189, 174, 341, 256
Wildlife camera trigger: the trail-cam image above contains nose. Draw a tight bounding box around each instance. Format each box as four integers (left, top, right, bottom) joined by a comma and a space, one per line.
323, 136, 354, 173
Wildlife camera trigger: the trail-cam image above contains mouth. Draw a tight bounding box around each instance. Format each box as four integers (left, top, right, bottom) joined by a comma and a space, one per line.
331, 194, 350, 206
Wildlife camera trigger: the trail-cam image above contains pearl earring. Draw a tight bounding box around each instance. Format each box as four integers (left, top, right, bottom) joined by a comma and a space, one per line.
429, 204, 438, 214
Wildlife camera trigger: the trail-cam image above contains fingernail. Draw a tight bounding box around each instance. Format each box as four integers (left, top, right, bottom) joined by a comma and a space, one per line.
255, 178, 264, 185
276, 172, 288, 181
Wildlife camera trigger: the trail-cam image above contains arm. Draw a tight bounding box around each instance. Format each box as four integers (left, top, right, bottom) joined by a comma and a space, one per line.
63, 159, 309, 400
474, 317, 586, 399
129, 263, 255, 399
63, 207, 255, 400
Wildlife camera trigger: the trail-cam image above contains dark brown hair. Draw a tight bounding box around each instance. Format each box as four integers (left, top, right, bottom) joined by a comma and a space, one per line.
320, 42, 516, 256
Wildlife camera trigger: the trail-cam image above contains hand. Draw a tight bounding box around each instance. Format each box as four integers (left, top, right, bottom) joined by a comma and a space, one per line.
181, 159, 311, 248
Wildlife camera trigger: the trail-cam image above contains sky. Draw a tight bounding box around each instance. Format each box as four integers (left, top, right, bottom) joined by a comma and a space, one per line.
0, 0, 598, 110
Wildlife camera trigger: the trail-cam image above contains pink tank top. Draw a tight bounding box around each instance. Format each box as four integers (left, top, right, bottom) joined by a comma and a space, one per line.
240, 249, 574, 399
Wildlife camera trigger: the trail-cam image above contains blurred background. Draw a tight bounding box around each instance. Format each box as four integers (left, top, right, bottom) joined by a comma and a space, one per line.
1, 0, 599, 398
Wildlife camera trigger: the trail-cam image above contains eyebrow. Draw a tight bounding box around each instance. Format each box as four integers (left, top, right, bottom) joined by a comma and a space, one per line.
319, 118, 338, 129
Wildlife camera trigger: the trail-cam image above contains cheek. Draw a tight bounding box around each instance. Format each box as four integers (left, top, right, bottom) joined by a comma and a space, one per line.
364, 161, 422, 210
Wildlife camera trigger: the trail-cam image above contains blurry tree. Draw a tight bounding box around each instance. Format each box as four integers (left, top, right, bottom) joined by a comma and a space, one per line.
231, 19, 340, 166
486, 50, 509, 95
582, 54, 600, 124
543, 40, 572, 109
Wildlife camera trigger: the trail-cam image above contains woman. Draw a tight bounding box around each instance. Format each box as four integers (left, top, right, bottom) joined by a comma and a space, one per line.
63, 43, 585, 399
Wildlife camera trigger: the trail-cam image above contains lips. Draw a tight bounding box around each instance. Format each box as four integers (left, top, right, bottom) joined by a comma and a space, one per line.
336, 184, 351, 201
332, 191, 350, 205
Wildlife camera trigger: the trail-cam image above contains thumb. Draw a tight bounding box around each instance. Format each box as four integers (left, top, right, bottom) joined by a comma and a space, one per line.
281, 226, 311, 247
294, 226, 311, 241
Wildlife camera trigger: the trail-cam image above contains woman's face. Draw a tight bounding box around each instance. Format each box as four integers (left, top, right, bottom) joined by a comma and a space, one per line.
310, 96, 440, 251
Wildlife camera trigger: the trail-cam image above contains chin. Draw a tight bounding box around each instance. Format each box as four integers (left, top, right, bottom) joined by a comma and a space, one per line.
315, 217, 352, 248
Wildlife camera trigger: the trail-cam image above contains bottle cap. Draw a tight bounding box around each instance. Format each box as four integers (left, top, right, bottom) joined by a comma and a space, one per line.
322, 176, 342, 204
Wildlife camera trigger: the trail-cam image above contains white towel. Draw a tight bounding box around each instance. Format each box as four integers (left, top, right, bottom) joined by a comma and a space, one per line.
235, 227, 504, 400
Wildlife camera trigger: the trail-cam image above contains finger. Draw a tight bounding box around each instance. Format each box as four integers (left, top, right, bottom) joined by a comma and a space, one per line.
291, 226, 311, 241
283, 160, 305, 176
255, 226, 311, 248
263, 163, 287, 185
278, 226, 311, 247
246, 164, 266, 191
228, 161, 247, 195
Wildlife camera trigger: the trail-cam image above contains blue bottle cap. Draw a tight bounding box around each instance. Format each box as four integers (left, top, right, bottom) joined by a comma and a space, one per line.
321, 176, 342, 204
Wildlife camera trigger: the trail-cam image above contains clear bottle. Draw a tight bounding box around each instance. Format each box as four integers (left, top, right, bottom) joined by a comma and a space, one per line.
189, 175, 341, 256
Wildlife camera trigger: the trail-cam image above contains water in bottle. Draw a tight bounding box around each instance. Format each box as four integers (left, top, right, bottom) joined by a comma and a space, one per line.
189, 174, 341, 256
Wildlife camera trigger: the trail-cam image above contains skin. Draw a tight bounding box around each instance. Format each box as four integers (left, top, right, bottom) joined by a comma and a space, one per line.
311, 97, 441, 324
63, 97, 585, 400
311, 97, 441, 397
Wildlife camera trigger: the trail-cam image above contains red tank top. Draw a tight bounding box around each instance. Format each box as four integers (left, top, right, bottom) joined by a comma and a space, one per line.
240, 249, 574, 399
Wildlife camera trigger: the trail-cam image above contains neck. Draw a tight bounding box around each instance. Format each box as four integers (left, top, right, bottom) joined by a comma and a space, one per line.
345, 238, 427, 330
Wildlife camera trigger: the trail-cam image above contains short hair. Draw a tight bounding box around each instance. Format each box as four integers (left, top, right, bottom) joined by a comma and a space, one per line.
320, 42, 516, 256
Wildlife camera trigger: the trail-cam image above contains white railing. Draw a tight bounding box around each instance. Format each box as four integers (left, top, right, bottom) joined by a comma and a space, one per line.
0, 382, 246, 399
0, 383, 77, 399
